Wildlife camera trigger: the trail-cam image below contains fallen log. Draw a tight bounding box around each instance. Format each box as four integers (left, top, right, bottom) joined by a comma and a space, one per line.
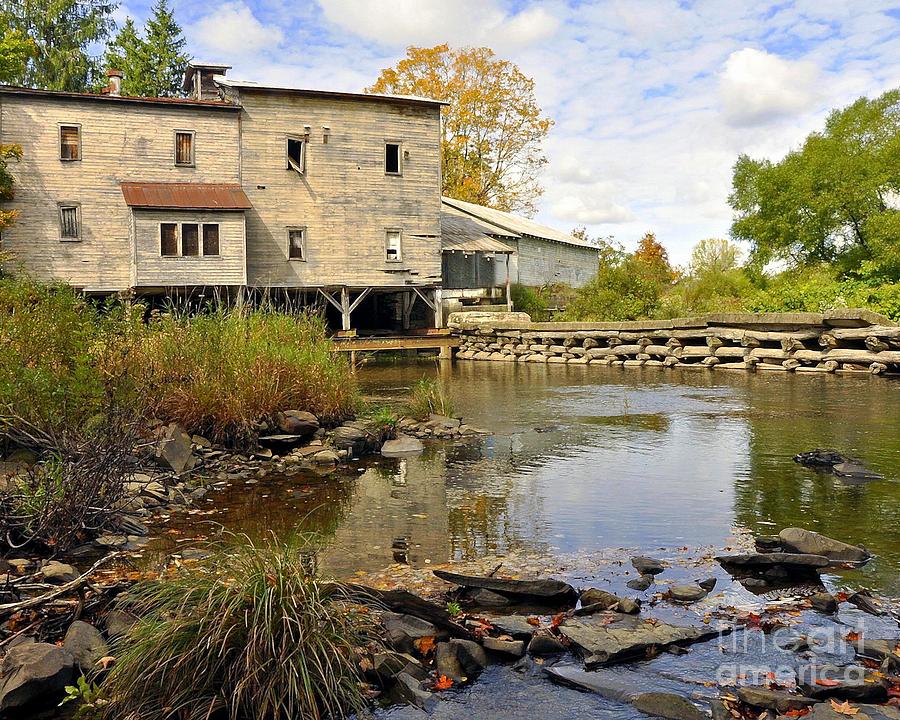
433, 570, 578, 605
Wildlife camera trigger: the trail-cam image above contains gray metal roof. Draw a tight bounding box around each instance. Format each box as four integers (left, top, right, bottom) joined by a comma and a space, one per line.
441, 197, 592, 248
215, 77, 447, 107
441, 212, 516, 254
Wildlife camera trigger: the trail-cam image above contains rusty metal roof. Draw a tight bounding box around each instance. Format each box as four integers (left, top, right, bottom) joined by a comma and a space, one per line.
0, 84, 240, 110
121, 182, 252, 210
441, 212, 516, 254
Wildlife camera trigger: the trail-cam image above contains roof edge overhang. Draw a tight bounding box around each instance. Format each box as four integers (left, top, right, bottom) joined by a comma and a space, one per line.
121, 182, 252, 210
215, 78, 448, 108
0, 84, 240, 110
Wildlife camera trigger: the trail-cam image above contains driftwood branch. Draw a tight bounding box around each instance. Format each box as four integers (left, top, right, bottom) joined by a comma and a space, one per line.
0, 552, 123, 616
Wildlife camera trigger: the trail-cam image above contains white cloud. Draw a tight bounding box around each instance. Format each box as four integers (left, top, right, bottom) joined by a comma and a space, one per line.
316, 0, 559, 49
718, 48, 822, 127
189, 2, 284, 57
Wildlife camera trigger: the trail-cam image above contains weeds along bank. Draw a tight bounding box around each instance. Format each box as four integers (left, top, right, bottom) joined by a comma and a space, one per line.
0, 278, 358, 447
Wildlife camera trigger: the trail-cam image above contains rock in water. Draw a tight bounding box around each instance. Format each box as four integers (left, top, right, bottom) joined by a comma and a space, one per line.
481, 637, 525, 657
382, 613, 442, 655
435, 640, 487, 682
0, 643, 74, 712
668, 584, 709, 603
633, 692, 708, 720
154, 424, 195, 475
63, 621, 109, 671
627, 575, 654, 591
806, 704, 900, 720
580, 588, 640, 614
274, 410, 319, 437
432, 570, 577, 605
631, 556, 665, 575
381, 435, 424, 457
737, 686, 817, 713
808, 592, 838, 614
778, 528, 870, 563
797, 664, 889, 703
558, 614, 721, 668
527, 632, 567, 657
793, 450, 883, 480
41, 561, 79, 584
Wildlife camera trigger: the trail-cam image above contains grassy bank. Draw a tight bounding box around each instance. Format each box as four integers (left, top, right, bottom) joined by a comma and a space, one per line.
0, 278, 358, 447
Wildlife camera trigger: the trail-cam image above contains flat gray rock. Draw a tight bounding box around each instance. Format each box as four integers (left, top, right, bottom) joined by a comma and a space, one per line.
737, 686, 816, 712
633, 692, 708, 720
559, 614, 720, 668
487, 615, 537, 640
807, 703, 900, 720
668, 584, 709, 602
433, 570, 577, 605
797, 664, 888, 703
543, 664, 639, 702
381, 435, 424, 457
778, 528, 870, 563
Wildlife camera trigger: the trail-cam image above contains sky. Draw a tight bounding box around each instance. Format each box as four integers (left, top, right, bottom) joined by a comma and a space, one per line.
118, 0, 900, 264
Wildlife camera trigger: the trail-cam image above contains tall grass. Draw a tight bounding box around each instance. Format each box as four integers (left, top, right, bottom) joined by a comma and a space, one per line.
133, 308, 357, 444
0, 277, 359, 448
408, 377, 454, 419
101, 534, 373, 720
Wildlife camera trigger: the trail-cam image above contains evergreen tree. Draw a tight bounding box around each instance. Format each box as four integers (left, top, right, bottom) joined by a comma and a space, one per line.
2, 0, 117, 91
103, 0, 189, 97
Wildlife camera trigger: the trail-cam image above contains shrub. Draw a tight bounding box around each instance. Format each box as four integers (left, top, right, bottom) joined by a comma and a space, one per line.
510, 283, 550, 320
100, 534, 373, 720
123, 306, 357, 445
409, 377, 453, 419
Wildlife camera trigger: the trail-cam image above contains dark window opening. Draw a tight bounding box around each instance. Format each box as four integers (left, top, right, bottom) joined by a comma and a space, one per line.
288, 228, 305, 260
286, 138, 305, 173
203, 224, 220, 256
385, 142, 401, 175
182, 223, 199, 256
160, 223, 178, 256
60, 126, 80, 161
59, 206, 79, 239
385, 229, 401, 262
175, 131, 194, 166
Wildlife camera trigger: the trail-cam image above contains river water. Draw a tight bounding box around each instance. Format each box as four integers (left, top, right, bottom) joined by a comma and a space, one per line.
174, 360, 900, 596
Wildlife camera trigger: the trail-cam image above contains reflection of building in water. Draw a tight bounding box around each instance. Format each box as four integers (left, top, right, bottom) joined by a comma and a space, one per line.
322, 455, 451, 575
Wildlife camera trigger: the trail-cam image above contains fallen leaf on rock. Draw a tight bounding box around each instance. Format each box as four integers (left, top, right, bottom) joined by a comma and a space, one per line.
414, 636, 436, 656
844, 631, 861, 642
433, 675, 453, 691
830, 699, 859, 715
783, 709, 810, 717
816, 679, 841, 687
526, 617, 540, 627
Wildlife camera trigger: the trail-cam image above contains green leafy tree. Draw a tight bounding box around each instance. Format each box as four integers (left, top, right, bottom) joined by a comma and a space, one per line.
104, 0, 189, 97
2, 0, 117, 91
729, 88, 900, 281
0, 26, 34, 82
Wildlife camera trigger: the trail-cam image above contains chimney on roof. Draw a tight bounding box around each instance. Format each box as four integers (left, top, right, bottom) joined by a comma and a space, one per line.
106, 69, 124, 96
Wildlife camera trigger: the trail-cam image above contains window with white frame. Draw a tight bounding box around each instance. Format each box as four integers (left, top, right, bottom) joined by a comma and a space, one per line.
286, 137, 306, 174
174, 131, 195, 166
288, 227, 306, 260
385, 229, 402, 262
59, 125, 81, 161
58, 204, 80, 240
385, 142, 401, 175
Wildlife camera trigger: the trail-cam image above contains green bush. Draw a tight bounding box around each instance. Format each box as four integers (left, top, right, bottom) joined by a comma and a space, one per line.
133, 307, 357, 444
409, 376, 453, 419
101, 534, 373, 720
510, 283, 550, 320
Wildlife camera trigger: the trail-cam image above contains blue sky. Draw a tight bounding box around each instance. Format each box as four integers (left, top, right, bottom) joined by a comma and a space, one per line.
118, 0, 900, 264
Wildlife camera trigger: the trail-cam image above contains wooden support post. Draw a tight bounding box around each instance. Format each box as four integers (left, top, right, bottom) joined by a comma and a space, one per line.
340, 286, 350, 331
433, 287, 443, 329
505, 255, 512, 311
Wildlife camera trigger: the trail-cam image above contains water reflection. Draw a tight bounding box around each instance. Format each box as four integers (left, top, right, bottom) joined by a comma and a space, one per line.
168, 361, 900, 595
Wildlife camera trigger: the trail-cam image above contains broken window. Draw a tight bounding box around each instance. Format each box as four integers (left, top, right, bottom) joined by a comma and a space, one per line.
385, 142, 401, 175
175, 131, 195, 166
59, 125, 80, 161
59, 205, 80, 239
385, 229, 402, 262
181, 223, 199, 256
286, 137, 306, 174
288, 228, 305, 260
160, 223, 178, 256
203, 224, 219, 256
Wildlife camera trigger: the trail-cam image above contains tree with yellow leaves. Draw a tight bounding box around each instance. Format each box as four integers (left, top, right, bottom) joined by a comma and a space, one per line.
369, 44, 553, 215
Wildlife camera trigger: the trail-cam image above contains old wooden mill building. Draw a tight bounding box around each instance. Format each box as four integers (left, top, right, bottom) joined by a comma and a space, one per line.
0, 62, 598, 334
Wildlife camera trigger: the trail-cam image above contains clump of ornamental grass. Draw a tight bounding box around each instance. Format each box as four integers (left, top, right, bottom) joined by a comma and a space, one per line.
100, 533, 373, 720
132, 306, 357, 445
408, 376, 454, 420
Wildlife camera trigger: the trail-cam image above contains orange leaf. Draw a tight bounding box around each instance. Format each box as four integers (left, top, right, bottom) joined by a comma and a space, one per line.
844, 631, 860, 642
97, 655, 116, 669
433, 675, 453, 691
830, 699, 859, 715
816, 679, 841, 687
784, 709, 811, 717
526, 617, 540, 627
551, 612, 566, 628
414, 636, 436, 656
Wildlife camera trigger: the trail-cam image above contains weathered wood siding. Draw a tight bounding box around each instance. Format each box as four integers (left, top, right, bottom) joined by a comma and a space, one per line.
234, 90, 442, 288
132, 209, 246, 287
0, 94, 240, 290
507, 237, 599, 288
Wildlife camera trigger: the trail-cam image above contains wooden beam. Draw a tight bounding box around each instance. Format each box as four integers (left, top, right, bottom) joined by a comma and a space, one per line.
412, 286, 435, 311
332, 335, 459, 352
317, 288, 343, 313
348, 287, 372, 314
340, 286, 350, 331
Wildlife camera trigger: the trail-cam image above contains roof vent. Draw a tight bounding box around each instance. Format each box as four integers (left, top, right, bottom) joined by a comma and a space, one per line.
182, 62, 231, 101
